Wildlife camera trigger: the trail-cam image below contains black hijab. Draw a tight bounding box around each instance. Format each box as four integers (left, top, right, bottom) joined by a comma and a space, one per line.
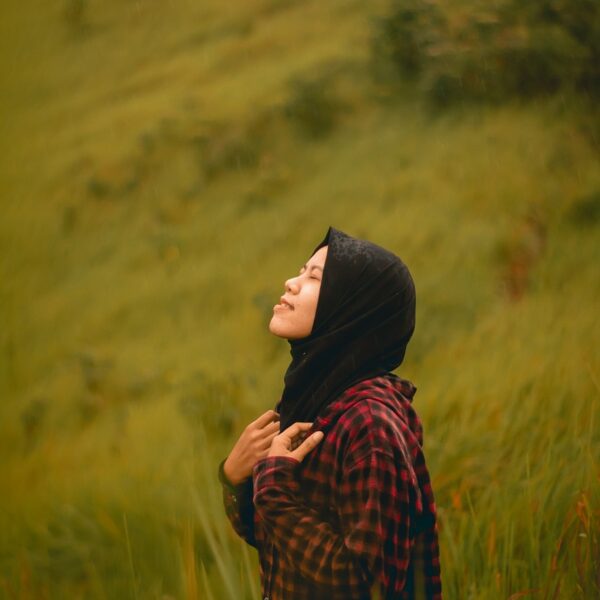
277, 226, 416, 431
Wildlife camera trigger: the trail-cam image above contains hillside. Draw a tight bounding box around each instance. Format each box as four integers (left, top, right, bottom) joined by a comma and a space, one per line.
0, 1, 598, 598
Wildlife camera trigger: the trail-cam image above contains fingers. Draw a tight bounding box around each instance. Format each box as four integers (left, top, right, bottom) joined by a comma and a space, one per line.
258, 429, 280, 450
290, 431, 324, 462
254, 420, 280, 446
280, 422, 313, 441
264, 420, 281, 434
251, 409, 280, 430
290, 431, 307, 451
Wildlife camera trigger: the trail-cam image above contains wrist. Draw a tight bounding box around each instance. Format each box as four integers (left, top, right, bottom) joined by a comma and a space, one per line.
223, 456, 246, 486
218, 458, 250, 494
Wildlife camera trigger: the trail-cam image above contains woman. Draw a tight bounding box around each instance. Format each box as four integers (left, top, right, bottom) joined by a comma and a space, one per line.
218, 226, 442, 599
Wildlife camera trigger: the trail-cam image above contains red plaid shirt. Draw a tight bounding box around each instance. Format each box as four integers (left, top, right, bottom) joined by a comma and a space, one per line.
219, 374, 442, 599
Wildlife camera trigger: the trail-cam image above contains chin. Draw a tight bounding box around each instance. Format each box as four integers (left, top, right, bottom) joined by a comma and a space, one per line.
268, 317, 287, 338
269, 314, 310, 339
269, 318, 304, 339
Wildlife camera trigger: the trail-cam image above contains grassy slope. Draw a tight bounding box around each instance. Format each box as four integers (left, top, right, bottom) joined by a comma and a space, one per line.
0, 0, 598, 598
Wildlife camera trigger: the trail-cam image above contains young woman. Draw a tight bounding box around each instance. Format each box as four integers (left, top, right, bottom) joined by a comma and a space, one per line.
218, 226, 442, 599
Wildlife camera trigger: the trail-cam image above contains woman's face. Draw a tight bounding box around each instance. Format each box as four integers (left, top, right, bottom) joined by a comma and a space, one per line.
269, 245, 328, 340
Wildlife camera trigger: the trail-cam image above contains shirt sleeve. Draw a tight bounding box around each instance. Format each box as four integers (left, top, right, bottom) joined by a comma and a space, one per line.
252, 451, 412, 591
218, 458, 257, 549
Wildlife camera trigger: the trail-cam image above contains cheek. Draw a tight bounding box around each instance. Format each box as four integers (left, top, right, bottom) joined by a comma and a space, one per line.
307, 288, 321, 316
295, 286, 321, 321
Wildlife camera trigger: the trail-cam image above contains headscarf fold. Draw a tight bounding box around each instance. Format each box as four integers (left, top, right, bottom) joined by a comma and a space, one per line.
277, 226, 416, 430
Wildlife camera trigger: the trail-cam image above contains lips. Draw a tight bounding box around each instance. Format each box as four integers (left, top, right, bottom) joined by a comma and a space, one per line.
278, 296, 294, 310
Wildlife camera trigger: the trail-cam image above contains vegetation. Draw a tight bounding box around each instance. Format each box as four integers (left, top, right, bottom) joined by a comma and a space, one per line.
372, 0, 600, 107
0, 0, 598, 598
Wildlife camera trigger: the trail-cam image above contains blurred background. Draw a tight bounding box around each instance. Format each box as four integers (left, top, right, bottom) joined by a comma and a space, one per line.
0, 1, 598, 598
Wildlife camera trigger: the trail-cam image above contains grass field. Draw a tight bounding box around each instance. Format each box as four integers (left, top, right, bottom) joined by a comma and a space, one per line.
0, 1, 598, 598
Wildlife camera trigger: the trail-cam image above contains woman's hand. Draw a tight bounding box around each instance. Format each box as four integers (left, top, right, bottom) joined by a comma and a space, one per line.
223, 410, 280, 485
267, 422, 324, 462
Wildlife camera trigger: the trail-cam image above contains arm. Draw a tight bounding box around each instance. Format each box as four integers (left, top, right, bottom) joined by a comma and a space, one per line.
216, 409, 280, 548
218, 458, 257, 548
252, 449, 411, 591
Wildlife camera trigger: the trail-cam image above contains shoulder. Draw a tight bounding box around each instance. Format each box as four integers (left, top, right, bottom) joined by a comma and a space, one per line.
334, 397, 406, 466
336, 396, 398, 432
334, 376, 406, 430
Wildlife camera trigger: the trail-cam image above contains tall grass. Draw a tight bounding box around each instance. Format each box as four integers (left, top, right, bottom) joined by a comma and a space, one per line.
0, 0, 598, 598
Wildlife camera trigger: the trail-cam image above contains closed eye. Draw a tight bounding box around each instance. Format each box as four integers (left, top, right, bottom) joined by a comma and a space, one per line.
300, 269, 320, 280
300, 264, 323, 278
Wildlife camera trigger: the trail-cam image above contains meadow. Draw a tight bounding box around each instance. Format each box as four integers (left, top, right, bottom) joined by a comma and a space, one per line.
0, 1, 598, 598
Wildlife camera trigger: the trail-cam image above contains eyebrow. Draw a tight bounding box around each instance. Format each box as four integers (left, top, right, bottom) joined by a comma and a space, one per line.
301, 264, 323, 272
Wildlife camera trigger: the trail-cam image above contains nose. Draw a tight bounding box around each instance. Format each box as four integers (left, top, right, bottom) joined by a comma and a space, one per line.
285, 276, 300, 293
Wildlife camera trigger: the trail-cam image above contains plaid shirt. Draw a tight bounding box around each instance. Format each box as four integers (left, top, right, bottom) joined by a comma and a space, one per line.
218, 374, 442, 599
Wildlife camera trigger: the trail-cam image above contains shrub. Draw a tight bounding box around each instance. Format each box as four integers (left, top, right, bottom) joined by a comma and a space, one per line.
372, 0, 600, 107
282, 75, 345, 139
